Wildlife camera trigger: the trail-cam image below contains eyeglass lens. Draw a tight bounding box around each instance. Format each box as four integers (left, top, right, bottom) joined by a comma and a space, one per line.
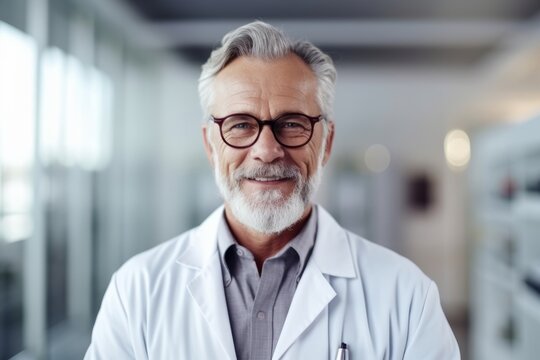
221, 114, 314, 147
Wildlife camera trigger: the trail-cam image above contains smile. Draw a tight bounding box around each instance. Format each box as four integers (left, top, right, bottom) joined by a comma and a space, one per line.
243, 177, 295, 186
248, 177, 291, 182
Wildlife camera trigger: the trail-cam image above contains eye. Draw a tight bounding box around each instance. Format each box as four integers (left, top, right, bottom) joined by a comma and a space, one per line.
221, 115, 259, 135
282, 122, 303, 128
231, 122, 254, 129
276, 115, 311, 131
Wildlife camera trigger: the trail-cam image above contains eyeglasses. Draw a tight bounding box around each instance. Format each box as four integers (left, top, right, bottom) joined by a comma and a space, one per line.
211, 113, 324, 149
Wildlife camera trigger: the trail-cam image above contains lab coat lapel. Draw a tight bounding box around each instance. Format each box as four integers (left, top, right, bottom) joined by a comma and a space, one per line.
187, 255, 236, 360
272, 205, 357, 359
272, 260, 336, 360
178, 206, 237, 360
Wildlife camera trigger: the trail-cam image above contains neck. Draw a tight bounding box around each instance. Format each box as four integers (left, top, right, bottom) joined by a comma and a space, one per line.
224, 204, 313, 271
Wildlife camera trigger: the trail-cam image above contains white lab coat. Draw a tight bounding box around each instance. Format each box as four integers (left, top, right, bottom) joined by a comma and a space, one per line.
85, 205, 460, 360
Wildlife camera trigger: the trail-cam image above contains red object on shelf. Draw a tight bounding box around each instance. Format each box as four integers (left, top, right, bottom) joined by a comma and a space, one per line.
501, 177, 516, 200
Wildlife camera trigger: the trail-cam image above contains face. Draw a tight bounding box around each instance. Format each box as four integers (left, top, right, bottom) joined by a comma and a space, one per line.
203, 54, 334, 234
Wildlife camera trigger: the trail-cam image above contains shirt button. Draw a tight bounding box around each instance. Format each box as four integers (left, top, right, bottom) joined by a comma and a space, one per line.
257, 311, 265, 320
236, 249, 244, 256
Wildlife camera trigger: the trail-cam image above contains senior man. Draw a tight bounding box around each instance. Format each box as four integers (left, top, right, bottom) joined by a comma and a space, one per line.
85, 21, 460, 360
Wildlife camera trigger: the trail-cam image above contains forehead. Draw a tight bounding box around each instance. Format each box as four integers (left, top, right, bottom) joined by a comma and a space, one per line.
211, 54, 319, 114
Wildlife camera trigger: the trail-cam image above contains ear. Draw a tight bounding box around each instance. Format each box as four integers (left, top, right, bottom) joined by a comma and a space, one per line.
202, 125, 215, 167
322, 120, 335, 166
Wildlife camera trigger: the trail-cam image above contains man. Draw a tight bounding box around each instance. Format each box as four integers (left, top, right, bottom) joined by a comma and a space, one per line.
85, 21, 460, 359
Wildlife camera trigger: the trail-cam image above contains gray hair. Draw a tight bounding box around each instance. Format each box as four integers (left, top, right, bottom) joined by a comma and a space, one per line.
198, 21, 337, 120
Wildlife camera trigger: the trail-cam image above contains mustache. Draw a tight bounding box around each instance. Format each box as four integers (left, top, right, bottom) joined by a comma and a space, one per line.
233, 163, 301, 181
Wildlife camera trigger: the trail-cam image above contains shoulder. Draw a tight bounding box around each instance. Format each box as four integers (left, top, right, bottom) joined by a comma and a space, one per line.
342, 228, 435, 324
349, 231, 431, 289
344, 231, 439, 340
113, 227, 198, 290
316, 205, 432, 296
114, 206, 224, 284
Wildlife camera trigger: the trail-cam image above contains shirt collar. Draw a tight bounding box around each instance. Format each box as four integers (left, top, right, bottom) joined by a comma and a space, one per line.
283, 206, 317, 274
217, 206, 318, 279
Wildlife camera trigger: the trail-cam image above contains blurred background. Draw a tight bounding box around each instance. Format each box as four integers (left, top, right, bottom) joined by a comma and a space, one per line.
1, 0, 540, 359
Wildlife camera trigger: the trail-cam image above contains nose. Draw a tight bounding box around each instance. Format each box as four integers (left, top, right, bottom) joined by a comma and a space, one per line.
250, 124, 285, 163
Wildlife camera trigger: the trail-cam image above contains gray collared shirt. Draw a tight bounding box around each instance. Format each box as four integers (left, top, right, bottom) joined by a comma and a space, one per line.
217, 207, 317, 360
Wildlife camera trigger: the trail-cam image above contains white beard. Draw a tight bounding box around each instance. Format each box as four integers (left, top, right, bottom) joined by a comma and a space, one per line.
212, 153, 324, 235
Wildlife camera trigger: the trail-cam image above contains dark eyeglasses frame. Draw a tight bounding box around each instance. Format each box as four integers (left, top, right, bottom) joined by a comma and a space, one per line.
211, 113, 324, 149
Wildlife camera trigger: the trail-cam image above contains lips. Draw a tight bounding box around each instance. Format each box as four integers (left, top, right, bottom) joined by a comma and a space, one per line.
248, 177, 291, 182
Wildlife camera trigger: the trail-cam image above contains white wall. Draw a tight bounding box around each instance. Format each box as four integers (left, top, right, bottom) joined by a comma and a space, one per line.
153, 55, 220, 243
332, 64, 475, 314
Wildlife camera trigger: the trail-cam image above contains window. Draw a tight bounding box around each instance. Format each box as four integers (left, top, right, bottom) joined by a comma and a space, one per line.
0, 20, 37, 359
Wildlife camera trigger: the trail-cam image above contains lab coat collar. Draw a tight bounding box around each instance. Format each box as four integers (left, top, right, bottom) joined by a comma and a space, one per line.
175, 205, 225, 269
176, 204, 357, 279
312, 205, 356, 278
